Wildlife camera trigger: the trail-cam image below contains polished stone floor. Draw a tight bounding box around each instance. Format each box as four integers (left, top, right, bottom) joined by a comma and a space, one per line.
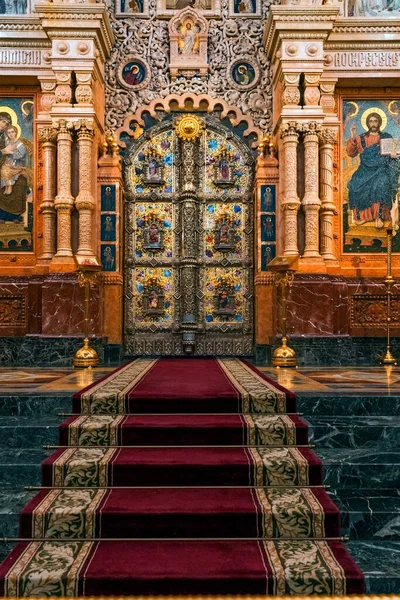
0, 367, 112, 393
260, 365, 400, 394
0, 364, 398, 395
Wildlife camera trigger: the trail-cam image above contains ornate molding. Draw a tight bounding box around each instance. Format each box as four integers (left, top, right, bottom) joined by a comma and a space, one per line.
102, 273, 123, 285
0, 295, 26, 327
318, 128, 337, 146
351, 294, 400, 327
106, 0, 273, 136
115, 93, 264, 146
38, 127, 58, 144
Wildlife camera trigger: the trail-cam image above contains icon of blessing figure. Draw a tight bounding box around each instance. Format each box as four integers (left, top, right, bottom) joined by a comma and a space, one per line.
219, 223, 230, 246
124, 64, 143, 86
238, 0, 254, 12
148, 290, 159, 309
178, 21, 200, 55
218, 160, 230, 180
264, 217, 274, 239
263, 187, 273, 210
264, 246, 272, 266
237, 65, 250, 85
346, 110, 400, 229
219, 290, 230, 310
148, 159, 161, 181
0, 124, 28, 223
103, 247, 115, 271
148, 223, 160, 246
102, 187, 114, 211
103, 216, 114, 241
128, 0, 141, 11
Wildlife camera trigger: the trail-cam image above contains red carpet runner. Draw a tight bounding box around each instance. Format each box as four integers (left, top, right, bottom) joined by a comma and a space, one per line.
0, 357, 365, 596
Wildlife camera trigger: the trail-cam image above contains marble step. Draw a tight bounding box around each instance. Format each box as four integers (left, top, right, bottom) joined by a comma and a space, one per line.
0, 417, 60, 448
1, 393, 400, 418
0, 486, 399, 541
331, 488, 400, 540
347, 540, 400, 594
0, 446, 399, 489
0, 395, 71, 418
0, 540, 398, 593
298, 394, 400, 417
3, 413, 400, 451
1, 392, 400, 418
0, 489, 36, 537
0, 449, 52, 488
318, 447, 400, 488
307, 416, 400, 449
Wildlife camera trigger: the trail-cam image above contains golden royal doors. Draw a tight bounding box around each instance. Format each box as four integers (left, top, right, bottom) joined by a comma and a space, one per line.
123, 113, 255, 355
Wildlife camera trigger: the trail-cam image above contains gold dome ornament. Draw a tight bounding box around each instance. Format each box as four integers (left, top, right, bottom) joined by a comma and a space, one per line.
175, 114, 204, 142
73, 338, 99, 368
272, 337, 297, 368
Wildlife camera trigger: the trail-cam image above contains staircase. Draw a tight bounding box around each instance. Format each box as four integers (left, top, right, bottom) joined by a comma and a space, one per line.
0, 368, 398, 593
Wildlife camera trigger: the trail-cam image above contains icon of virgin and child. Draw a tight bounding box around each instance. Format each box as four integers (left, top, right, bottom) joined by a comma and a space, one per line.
346, 107, 400, 230
0, 111, 28, 224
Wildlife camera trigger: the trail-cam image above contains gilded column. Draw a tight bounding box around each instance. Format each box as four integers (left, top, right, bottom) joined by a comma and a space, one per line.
180, 138, 198, 320
54, 119, 74, 260
319, 128, 337, 261
38, 126, 57, 260
301, 122, 322, 259
280, 122, 300, 256
75, 120, 96, 257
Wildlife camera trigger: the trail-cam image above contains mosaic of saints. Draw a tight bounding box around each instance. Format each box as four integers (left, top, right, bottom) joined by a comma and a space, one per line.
346, 110, 400, 229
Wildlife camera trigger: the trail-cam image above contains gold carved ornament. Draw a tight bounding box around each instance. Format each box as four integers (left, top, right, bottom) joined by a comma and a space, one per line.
175, 114, 204, 142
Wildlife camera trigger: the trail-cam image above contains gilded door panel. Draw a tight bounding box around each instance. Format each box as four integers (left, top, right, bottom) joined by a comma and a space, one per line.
123, 115, 254, 356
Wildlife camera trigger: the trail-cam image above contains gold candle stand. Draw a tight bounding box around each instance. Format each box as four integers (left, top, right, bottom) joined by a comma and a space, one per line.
381, 228, 397, 366
74, 270, 100, 368
268, 256, 298, 368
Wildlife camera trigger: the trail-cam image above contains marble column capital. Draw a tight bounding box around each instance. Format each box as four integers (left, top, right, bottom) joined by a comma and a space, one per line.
38, 126, 58, 145
54, 119, 74, 139
301, 121, 322, 138
318, 128, 337, 146
75, 120, 95, 140
280, 122, 300, 139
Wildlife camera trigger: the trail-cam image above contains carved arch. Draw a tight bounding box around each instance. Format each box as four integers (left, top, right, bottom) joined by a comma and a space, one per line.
114, 93, 263, 147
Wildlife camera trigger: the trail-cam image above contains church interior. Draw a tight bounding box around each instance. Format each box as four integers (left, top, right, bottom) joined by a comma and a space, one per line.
0, 0, 399, 595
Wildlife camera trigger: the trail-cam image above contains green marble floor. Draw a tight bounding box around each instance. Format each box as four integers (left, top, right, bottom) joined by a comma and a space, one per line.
0, 364, 399, 592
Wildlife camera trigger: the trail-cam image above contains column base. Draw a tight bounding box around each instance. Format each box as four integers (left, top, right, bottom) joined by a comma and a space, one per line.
323, 256, 340, 266
298, 256, 326, 273
37, 255, 54, 265
49, 255, 76, 272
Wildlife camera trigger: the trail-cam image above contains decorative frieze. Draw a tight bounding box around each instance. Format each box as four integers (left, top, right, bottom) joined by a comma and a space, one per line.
325, 51, 400, 71
0, 49, 43, 66
351, 294, 400, 327
0, 296, 26, 327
